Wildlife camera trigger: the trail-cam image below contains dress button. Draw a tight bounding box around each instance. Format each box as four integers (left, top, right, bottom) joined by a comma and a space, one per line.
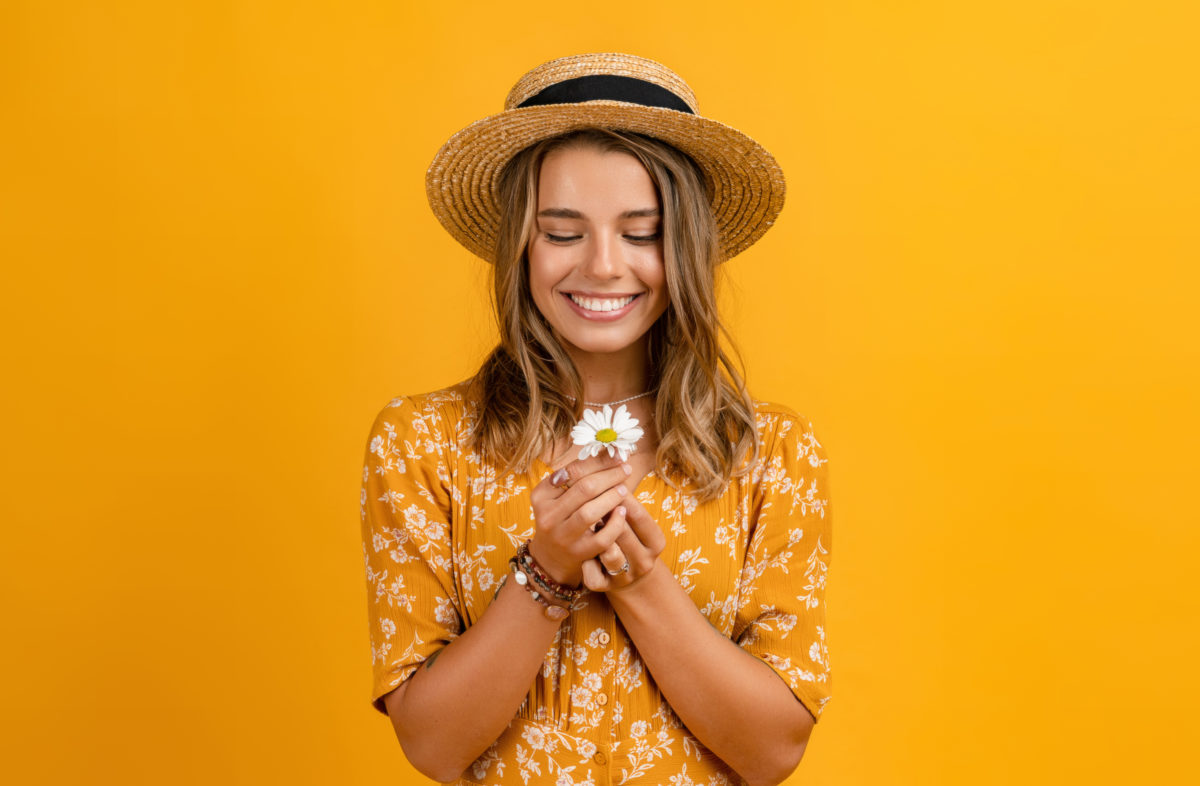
596, 693, 608, 706
593, 751, 608, 765
597, 631, 611, 645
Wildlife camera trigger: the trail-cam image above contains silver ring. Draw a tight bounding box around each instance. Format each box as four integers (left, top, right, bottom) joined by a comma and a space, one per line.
605, 561, 630, 576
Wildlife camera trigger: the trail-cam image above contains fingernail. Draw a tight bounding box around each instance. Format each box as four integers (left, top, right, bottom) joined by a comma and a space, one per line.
621, 463, 632, 476
617, 485, 628, 496
616, 506, 627, 517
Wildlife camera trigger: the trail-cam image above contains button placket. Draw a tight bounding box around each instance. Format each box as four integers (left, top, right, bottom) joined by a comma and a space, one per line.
596, 616, 618, 772
597, 629, 615, 712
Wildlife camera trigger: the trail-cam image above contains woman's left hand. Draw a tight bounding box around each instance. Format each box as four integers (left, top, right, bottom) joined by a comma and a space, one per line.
580, 494, 666, 592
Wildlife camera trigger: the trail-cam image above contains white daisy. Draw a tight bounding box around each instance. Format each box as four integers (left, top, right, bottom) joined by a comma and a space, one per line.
570, 403, 644, 461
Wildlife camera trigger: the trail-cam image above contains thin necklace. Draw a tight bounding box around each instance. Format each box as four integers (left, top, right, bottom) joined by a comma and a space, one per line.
569, 391, 654, 408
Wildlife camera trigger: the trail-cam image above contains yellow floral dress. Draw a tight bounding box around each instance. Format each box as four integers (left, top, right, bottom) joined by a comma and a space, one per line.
360, 383, 832, 785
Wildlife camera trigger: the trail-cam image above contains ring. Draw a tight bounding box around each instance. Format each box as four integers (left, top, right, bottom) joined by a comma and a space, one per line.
550, 468, 571, 491
605, 561, 630, 576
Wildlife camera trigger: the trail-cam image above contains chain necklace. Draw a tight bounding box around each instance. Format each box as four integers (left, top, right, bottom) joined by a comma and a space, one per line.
569, 391, 654, 408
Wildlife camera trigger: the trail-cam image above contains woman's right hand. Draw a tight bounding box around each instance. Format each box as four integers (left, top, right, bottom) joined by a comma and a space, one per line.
528, 452, 633, 586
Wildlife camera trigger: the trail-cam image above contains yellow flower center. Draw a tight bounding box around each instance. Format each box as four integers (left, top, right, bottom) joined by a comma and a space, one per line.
595, 428, 619, 443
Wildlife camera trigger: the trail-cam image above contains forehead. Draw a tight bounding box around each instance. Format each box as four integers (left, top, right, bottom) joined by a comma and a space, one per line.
536, 146, 659, 214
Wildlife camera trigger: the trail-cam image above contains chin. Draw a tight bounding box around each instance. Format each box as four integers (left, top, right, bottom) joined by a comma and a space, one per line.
559, 332, 645, 356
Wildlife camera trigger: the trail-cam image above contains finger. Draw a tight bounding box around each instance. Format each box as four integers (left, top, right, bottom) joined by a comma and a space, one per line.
537, 456, 626, 511
567, 485, 630, 536
597, 542, 628, 575
581, 558, 610, 592
585, 510, 628, 556
539, 456, 628, 508
620, 496, 666, 554
548, 467, 572, 493
561, 450, 626, 485
608, 504, 652, 564
614, 523, 650, 569
538, 450, 617, 491
553, 464, 632, 514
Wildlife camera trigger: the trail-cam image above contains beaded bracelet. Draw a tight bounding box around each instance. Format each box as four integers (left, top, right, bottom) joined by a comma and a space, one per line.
507, 556, 571, 621
528, 569, 573, 604
516, 540, 585, 604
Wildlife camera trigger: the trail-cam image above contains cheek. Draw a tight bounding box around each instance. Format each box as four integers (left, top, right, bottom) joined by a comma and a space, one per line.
526, 252, 560, 315
638, 254, 668, 297
646, 266, 670, 319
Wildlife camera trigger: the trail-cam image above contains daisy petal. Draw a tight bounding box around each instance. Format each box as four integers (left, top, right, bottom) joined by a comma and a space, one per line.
571, 403, 644, 468
583, 408, 606, 431
611, 405, 637, 431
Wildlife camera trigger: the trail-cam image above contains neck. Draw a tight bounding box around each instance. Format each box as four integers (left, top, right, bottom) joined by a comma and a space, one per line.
565, 340, 651, 404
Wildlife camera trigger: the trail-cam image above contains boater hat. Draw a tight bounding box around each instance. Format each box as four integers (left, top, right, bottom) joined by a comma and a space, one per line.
426, 52, 786, 263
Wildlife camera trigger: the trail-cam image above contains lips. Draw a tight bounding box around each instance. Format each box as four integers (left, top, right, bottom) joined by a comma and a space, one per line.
561, 292, 643, 321
567, 293, 638, 312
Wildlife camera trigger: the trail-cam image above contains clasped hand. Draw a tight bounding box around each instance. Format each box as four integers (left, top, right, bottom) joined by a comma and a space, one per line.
528, 452, 666, 592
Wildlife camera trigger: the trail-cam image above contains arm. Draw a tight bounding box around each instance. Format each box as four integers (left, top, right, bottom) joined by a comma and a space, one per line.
586, 503, 814, 786
382, 575, 565, 781
377, 451, 633, 781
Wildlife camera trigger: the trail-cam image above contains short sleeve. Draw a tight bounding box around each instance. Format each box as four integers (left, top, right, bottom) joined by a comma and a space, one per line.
359, 396, 465, 715
734, 410, 833, 722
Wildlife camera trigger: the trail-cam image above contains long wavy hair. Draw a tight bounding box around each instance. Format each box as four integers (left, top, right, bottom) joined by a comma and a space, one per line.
467, 128, 758, 501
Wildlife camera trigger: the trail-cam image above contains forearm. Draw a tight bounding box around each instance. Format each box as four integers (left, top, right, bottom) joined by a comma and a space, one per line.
608, 563, 814, 786
385, 577, 561, 782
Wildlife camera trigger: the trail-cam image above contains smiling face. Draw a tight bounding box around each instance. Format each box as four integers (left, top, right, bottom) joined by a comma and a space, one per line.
528, 144, 669, 364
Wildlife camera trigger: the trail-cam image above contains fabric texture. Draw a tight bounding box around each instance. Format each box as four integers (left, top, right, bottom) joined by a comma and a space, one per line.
359, 382, 832, 785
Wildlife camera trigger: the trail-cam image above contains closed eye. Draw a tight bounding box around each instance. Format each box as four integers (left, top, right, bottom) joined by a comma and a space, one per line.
625, 233, 661, 244
543, 232, 660, 244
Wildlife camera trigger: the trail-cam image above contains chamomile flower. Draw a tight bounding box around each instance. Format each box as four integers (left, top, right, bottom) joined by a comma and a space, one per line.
570, 403, 645, 461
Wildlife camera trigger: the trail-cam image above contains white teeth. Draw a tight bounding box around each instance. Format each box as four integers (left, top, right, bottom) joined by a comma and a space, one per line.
569, 294, 636, 312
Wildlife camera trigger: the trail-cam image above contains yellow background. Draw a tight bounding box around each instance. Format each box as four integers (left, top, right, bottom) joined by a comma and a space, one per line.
3, 1, 1196, 783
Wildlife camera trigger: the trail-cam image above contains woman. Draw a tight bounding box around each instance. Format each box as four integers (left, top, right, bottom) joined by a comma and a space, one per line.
361, 53, 831, 786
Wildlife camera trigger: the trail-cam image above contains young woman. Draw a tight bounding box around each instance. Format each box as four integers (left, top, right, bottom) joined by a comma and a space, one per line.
361, 53, 832, 786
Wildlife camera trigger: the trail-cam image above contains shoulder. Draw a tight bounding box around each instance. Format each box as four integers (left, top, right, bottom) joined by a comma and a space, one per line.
376, 379, 474, 416
750, 398, 829, 470
367, 380, 479, 449
751, 398, 824, 447
744, 399, 831, 523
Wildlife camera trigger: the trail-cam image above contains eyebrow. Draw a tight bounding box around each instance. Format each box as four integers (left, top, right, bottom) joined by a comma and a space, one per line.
536, 207, 661, 219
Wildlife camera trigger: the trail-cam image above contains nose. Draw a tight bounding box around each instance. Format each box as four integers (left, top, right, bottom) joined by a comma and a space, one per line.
580, 232, 622, 281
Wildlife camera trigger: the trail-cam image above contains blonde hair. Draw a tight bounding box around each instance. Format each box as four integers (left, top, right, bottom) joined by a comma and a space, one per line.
468, 128, 758, 501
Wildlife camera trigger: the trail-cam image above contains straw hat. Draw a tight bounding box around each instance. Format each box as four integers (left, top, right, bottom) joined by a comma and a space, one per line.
426, 52, 786, 263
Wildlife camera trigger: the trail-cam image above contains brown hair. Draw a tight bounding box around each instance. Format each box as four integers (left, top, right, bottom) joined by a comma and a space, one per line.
467, 128, 758, 501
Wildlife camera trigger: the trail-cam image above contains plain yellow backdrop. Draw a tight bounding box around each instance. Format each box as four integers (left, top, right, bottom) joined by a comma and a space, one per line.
2, 1, 1197, 783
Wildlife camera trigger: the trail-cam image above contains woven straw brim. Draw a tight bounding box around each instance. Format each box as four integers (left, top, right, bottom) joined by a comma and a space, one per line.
426, 102, 786, 263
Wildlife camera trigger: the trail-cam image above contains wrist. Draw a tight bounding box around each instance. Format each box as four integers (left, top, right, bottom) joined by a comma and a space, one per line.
504, 556, 573, 622
527, 538, 582, 587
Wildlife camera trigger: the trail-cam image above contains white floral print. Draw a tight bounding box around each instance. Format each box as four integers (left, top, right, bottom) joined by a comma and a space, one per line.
361, 384, 832, 784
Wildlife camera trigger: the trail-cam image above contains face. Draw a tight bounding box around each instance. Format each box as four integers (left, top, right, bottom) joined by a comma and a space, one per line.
528, 145, 668, 361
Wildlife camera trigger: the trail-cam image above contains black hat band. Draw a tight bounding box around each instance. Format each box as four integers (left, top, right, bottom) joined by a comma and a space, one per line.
516, 74, 694, 114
